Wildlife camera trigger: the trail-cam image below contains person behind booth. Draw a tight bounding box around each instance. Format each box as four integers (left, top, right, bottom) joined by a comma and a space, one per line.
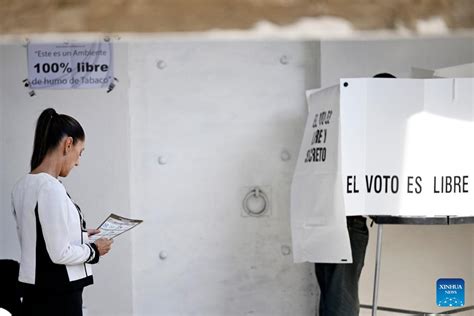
11, 108, 113, 316
314, 72, 396, 316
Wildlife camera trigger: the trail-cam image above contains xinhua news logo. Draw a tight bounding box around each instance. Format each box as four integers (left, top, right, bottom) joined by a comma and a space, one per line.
437, 278, 464, 307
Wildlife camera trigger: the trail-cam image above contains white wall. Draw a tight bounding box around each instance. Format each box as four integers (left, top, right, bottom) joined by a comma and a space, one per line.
0, 44, 8, 260
0, 42, 133, 316
319, 36, 474, 315
320, 36, 474, 85
128, 40, 321, 316
0, 44, 23, 262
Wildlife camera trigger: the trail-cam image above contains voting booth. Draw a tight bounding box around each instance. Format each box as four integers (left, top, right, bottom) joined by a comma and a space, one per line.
291, 78, 474, 263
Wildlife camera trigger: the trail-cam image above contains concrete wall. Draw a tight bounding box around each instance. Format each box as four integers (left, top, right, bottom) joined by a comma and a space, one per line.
0, 44, 22, 262
0, 46, 7, 259
320, 36, 474, 85
128, 40, 320, 315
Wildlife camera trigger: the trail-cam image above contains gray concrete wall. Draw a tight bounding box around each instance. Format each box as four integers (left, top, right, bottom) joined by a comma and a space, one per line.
128, 40, 321, 316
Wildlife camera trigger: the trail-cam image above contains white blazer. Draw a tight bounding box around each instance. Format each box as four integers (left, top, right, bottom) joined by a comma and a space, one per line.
12, 173, 99, 291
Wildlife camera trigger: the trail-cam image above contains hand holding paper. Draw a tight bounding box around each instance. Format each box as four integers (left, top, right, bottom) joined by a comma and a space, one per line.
87, 228, 100, 237
94, 238, 113, 256
89, 213, 143, 242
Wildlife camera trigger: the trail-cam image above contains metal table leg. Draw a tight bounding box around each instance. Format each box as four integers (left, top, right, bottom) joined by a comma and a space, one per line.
372, 224, 384, 316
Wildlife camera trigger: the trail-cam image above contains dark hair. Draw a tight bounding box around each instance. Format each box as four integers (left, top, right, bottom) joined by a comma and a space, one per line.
373, 72, 396, 78
30, 108, 85, 171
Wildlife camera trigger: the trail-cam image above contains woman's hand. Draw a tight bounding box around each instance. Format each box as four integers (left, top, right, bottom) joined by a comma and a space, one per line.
87, 228, 100, 237
94, 238, 113, 256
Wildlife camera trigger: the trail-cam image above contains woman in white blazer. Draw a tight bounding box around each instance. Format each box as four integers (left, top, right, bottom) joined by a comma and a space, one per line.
12, 108, 113, 316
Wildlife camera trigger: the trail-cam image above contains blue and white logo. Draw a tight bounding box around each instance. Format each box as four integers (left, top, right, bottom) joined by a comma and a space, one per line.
437, 278, 464, 307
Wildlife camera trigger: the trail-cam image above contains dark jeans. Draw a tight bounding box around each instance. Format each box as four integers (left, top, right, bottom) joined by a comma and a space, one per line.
20, 288, 83, 316
315, 216, 369, 316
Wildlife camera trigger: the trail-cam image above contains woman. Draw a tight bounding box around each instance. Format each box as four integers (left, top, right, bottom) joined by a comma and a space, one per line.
11, 108, 113, 316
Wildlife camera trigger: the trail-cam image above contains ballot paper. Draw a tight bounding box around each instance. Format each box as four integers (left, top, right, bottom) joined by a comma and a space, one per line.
89, 213, 143, 242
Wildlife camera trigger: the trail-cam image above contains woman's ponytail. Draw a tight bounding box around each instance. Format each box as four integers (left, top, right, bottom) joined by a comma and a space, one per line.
30, 108, 85, 171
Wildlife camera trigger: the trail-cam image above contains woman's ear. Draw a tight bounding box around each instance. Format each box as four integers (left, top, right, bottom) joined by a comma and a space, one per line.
63, 137, 74, 155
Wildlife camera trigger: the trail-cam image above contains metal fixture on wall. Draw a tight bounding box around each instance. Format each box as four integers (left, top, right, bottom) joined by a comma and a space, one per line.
279, 55, 289, 65
156, 60, 167, 69
281, 245, 292, 256
242, 187, 269, 217
159, 251, 168, 260
280, 149, 291, 161
158, 155, 168, 165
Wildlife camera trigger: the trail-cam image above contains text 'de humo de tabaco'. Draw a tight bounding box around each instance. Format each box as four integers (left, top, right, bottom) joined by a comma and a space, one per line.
27, 42, 113, 89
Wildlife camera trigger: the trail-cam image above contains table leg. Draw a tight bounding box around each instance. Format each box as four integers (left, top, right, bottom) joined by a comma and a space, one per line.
372, 224, 384, 316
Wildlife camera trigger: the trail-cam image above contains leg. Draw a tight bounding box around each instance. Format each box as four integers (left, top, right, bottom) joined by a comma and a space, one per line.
315, 216, 369, 316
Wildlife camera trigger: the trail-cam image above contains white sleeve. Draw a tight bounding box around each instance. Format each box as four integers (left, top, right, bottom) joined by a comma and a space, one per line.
37, 181, 92, 265
11, 193, 21, 244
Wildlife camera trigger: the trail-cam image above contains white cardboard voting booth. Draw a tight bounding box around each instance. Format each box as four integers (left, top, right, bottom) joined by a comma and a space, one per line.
291, 78, 474, 263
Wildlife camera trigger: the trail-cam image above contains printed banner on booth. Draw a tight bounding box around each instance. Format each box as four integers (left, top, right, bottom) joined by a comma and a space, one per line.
27, 42, 113, 89
291, 86, 353, 264
339, 78, 474, 216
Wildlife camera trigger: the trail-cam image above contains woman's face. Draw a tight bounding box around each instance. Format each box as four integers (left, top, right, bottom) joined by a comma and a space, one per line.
60, 138, 85, 177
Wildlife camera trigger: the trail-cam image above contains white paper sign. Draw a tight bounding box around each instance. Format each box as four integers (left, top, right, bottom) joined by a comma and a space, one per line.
27, 42, 113, 89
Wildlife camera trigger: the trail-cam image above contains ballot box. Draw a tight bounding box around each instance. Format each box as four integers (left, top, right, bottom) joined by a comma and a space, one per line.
291, 78, 474, 263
